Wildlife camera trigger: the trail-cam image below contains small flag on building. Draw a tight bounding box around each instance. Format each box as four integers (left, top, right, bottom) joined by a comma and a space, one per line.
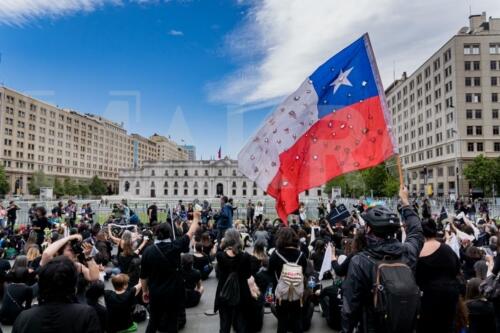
217, 146, 222, 159
238, 34, 397, 223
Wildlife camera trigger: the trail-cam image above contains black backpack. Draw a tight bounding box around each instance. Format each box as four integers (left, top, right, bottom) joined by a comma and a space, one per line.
365, 255, 420, 333
219, 272, 240, 306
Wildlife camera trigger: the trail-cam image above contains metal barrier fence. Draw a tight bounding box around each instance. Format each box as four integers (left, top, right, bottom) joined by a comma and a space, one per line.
4, 197, 500, 226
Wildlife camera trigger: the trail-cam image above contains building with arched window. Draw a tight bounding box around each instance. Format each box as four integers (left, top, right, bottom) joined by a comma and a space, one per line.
119, 157, 323, 200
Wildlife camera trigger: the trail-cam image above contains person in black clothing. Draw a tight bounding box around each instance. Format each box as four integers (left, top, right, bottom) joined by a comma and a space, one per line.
86, 282, 107, 333
465, 277, 496, 333
488, 242, 500, 333
12, 256, 101, 333
268, 227, 308, 333
416, 218, 460, 333
341, 186, 424, 333
421, 198, 431, 219
51, 201, 64, 218
0, 268, 33, 325
193, 242, 213, 280
32, 207, 50, 246
310, 239, 326, 272
148, 203, 158, 225
331, 233, 366, 278
105, 274, 142, 333
181, 254, 204, 308
140, 212, 200, 333
28, 204, 37, 226
0, 248, 11, 298
214, 228, 254, 333
6, 201, 20, 231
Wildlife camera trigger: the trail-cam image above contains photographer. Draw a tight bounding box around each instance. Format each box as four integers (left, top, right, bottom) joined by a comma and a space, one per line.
40, 233, 100, 283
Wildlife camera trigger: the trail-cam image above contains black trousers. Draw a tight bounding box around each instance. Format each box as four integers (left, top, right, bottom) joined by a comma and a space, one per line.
146, 302, 182, 333
276, 300, 303, 333
494, 299, 500, 333
219, 305, 246, 333
7, 218, 15, 230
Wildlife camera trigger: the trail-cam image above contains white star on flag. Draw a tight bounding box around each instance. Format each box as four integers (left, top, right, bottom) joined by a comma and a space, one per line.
330, 67, 354, 94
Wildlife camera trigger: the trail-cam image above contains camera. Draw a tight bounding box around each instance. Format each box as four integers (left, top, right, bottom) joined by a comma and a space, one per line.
70, 239, 85, 261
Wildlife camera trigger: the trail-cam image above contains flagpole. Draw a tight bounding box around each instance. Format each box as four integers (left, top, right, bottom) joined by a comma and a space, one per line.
396, 154, 404, 186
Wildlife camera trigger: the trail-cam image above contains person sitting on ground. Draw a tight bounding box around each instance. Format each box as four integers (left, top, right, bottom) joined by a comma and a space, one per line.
40, 233, 100, 282
250, 239, 268, 276
86, 282, 107, 333
181, 254, 204, 309
193, 242, 213, 280
105, 273, 142, 333
465, 277, 496, 333
0, 267, 33, 325
12, 256, 101, 333
200, 232, 214, 257
253, 224, 269, 248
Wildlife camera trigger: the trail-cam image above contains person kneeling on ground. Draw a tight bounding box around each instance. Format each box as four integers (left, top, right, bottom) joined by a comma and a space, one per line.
105, 274, 142, 333
181, 254, 204, 308
12, 256, 101, 333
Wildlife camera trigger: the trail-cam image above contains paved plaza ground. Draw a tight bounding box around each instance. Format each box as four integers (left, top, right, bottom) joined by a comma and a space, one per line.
1, 259, 334, 333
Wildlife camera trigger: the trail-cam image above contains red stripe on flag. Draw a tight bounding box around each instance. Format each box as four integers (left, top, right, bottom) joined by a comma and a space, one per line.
266, 96, 395, 223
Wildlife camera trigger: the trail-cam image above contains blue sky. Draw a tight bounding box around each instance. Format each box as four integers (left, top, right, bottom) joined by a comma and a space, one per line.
0, 0, 266, 159
0, 0, 499, 159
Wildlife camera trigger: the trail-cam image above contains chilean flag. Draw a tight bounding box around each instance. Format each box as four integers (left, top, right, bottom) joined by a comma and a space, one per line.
238, 34, 397, 222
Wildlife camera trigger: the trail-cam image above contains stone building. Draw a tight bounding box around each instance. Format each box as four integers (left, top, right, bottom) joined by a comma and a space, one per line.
119, 158, 324, 201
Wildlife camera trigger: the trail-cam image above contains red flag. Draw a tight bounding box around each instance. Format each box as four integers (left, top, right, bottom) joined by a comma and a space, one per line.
238, 34, 396, 223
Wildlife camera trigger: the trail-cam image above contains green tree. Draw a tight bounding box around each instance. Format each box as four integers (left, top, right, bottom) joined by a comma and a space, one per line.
463, 154, 497, 196
78, 183, 90, 197
63, 178, 79, 196
324, 171, 366, 197
383, 176, 399, 197
361, 165, 388, 197
28, 171, 52, 195
0, 165, 9, 196
89, 176, 107, 196
324, 158, 400, 198
53, 178, 65, 197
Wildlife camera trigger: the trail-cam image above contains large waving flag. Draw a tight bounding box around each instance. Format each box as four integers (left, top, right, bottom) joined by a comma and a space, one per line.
238, 34, 397, 222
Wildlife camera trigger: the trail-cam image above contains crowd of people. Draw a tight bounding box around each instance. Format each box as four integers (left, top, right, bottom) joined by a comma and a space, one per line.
0, 189, 498, 333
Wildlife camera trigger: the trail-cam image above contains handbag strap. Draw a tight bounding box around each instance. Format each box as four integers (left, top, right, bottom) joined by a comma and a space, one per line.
154, 244, 170, 263
6, 287, 23, 310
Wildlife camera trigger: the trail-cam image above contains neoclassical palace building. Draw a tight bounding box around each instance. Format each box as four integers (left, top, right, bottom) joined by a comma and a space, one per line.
118, 158, 323, 200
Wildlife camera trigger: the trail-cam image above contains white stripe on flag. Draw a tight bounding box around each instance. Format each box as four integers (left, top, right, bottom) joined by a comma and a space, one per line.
238, 78, 319, 190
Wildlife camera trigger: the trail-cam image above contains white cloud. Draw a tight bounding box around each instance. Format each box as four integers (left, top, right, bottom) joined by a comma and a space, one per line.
0, 0, 122, 25
210, 0, 500, 104
0, 0, 175, 25
168, 29, 184, 36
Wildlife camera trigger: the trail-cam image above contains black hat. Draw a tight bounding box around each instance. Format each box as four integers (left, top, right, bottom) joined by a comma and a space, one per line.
361, 205, 401, 236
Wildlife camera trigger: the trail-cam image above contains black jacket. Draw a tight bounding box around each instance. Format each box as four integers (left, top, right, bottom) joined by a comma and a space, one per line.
341, 207, 424, 333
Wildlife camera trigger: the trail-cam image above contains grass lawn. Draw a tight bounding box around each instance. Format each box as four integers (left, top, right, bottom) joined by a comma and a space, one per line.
96, 211, 168, 225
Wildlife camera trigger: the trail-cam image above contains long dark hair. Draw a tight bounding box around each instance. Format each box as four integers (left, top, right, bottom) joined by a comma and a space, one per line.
276, 227, 299, 251
38, 256, 77, 304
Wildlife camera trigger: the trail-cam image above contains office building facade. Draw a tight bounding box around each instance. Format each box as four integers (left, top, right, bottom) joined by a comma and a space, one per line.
0, 86, 187, 194
386, 12, 500, 197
